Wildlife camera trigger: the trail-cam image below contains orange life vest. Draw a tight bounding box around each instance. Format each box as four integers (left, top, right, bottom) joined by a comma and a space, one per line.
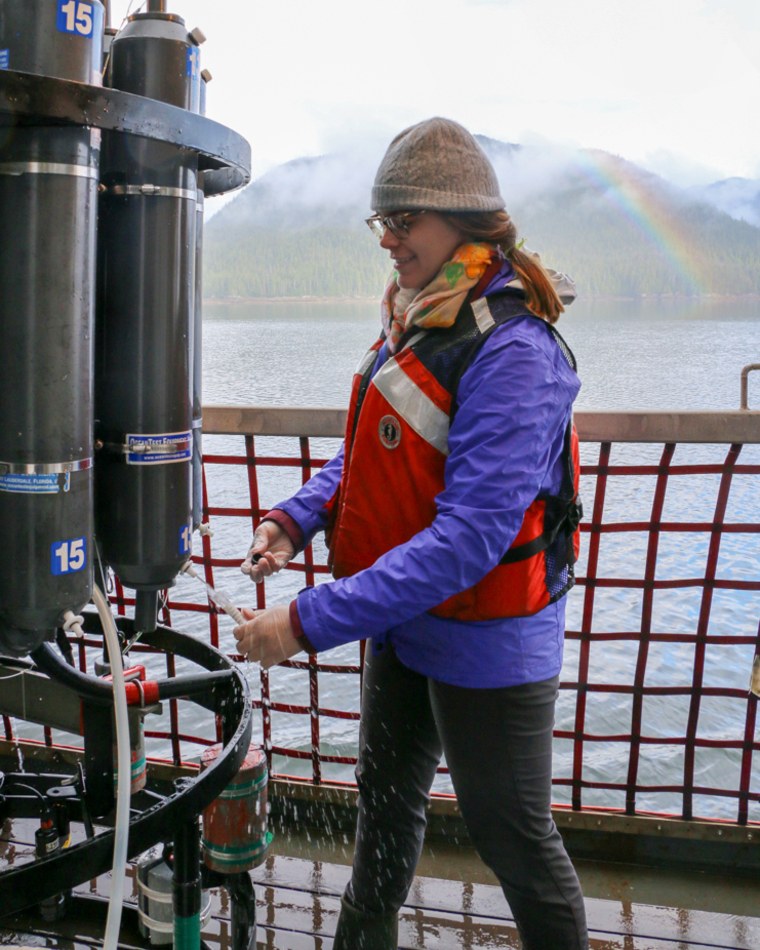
325, 292, 582, 621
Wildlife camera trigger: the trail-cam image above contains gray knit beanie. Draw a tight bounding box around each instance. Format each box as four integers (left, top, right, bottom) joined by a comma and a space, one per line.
371, 117, 505, 213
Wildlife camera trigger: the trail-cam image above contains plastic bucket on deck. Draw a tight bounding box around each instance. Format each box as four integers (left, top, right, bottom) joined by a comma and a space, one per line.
137, 853, 210, 945
201, 743, 271, 874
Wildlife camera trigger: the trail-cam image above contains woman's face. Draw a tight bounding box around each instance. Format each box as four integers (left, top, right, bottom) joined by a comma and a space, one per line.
379, 211, 465, 289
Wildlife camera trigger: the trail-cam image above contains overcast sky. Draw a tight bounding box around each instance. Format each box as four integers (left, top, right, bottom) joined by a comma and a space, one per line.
107, 0, 759, 193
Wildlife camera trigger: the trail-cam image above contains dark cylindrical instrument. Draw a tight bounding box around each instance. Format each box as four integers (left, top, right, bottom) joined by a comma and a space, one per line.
95, 10, 203, 632
0, 0, 104, 656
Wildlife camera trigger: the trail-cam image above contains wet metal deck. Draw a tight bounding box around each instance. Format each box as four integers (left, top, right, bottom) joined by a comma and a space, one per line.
4, 826, 758, 949
246, 853, 759, 949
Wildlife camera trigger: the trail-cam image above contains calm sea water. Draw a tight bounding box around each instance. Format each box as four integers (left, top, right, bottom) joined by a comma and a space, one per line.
201, 295, 760, 412
193, 296, 760, 818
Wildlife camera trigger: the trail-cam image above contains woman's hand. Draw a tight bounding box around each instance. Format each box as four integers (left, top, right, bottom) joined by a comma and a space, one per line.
241, 521, 295, 583
233, 604, 302, 668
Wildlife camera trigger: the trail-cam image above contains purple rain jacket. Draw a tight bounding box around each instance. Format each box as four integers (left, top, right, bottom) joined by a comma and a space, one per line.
267, 269, 581, 688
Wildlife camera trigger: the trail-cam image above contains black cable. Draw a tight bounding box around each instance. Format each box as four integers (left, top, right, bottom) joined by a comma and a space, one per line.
31, 642, 235, 708
6, 782, 52, 818
56, 628, 76, 667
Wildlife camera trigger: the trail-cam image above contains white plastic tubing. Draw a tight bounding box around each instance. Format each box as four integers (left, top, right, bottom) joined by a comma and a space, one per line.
92, 584, 131, 950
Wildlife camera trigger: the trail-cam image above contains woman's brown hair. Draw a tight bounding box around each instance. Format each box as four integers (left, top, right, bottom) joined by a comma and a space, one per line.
442, 210, 564, 324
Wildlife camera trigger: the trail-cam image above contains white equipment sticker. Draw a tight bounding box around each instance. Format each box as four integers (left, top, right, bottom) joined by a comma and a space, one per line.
126, 431, 192, 465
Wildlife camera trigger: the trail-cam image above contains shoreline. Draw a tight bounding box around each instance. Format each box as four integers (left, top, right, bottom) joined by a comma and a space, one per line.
204, 295, 377, 305
203, 292, 760, 305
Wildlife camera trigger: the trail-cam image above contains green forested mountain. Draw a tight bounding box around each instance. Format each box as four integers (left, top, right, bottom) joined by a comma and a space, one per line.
203, 143, 760, 299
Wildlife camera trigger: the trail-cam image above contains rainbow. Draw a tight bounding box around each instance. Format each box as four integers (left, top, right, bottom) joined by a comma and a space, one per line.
574, 149, 705, 294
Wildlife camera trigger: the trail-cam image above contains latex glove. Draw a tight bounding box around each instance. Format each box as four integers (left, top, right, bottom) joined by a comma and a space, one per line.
241, 520, 295, 583
233, 604, 302, 668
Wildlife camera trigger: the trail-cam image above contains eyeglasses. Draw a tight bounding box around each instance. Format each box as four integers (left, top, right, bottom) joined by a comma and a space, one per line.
365, 210, 427, 240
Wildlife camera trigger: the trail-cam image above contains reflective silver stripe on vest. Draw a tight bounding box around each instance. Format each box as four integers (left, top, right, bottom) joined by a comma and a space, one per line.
401, 330, 426, 351
472, 296, 496, 333
354, 345, 379, 376
372, 359, 450, 456
0, 162, 98, 179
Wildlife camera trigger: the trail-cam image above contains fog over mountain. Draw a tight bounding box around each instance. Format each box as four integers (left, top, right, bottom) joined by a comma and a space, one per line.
689, 178, 760, 229
204, 137, 760, 300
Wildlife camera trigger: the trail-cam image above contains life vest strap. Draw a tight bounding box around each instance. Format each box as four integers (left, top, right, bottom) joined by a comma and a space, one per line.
499, 496, 584, 565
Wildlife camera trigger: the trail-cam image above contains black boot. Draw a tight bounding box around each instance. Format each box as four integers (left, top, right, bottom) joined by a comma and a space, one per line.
332, 894, 399, 949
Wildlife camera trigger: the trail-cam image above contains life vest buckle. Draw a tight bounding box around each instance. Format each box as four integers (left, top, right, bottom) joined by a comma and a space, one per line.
566, 497, 583, 532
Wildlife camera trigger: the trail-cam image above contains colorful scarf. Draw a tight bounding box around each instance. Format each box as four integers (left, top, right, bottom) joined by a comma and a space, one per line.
380, 242, 497, 353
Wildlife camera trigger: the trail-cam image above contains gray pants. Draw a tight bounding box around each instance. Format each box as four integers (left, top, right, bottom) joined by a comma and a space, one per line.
345, 643, 588, 950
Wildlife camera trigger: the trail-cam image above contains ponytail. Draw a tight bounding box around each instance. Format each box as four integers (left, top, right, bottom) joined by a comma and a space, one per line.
442, 211, 565, 324
508, 245, 564, 324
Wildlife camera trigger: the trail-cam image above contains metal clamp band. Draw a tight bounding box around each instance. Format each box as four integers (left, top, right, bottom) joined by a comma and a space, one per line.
0, 457, 92, 475
0, 162, 99, 179
107, 184, 197, 200
100, 440, 192, 455
127, 439, 192, 455
99, 431, 193, 466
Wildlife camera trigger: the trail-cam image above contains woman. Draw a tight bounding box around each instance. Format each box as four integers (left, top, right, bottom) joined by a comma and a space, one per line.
234, 117, 588, 949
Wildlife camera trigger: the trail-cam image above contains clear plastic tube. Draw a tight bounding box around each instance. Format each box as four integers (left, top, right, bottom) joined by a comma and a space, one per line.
751, 655, 760, 698
181, 561, 245, 625
93, 584, 131, 950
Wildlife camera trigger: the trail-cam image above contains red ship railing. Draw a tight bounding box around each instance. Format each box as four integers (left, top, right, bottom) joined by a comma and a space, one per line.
3, 406, 759, 828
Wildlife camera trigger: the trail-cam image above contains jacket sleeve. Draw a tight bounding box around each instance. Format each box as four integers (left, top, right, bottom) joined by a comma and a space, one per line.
295, 322, 580, 652
269, 444, 345, 550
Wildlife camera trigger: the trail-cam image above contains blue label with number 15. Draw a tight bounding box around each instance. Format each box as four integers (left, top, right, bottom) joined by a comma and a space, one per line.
57, 0, 95, 37
51, 537, 87, 576
179, 524, 192, 557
